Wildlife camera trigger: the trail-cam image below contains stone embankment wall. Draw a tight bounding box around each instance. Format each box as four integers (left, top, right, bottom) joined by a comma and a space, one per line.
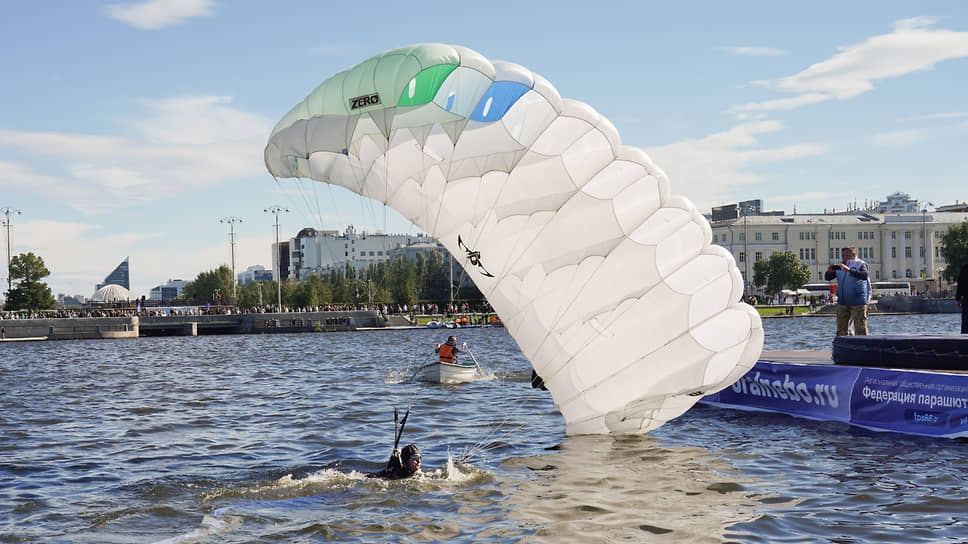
800, 296, 957, 315
0, 316, 138, 340
0, 310, 388, 341
873, 296, 959, 314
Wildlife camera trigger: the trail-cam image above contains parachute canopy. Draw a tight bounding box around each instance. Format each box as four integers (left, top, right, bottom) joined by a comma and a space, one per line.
265, 43, 764, 435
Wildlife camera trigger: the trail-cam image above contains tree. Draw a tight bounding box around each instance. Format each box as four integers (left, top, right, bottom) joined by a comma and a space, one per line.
180, 265, 234, 305
418, 251, 451, 305
236, 280, 272, 308
290, 274, 332, 307
388, 256, 418, 306
752, 250, 811, 297
940, 221, 968, 283
4, 252, 56, 311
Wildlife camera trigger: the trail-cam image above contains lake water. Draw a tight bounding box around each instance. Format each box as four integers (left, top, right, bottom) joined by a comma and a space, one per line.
2, 313, 967, 543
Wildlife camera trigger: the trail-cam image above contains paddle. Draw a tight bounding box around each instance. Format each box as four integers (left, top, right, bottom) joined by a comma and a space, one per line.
465, 346, 485, 376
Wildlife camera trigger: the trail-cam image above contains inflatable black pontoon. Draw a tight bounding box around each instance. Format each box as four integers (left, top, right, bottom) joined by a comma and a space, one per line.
832, 335, 968, 371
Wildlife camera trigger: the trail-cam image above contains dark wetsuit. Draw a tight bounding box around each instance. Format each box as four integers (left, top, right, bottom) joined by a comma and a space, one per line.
368, 444, 420, 480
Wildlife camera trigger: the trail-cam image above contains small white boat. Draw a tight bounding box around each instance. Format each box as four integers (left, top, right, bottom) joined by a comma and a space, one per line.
414, 362, 478, 384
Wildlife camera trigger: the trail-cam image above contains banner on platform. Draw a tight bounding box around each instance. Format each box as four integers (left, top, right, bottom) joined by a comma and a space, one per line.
703, 362, 968, 438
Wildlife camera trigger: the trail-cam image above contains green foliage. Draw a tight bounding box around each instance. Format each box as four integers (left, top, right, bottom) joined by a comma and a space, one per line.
752, 250, 811, 296
940, 221, 968, 282
180, 265, 235, 304
418, 251, 452, 305
181, 249, 485, 310
236, 280, 273, 307
290, 274, 331, 307
3, 252, 56, 311
388, 256, 418, 306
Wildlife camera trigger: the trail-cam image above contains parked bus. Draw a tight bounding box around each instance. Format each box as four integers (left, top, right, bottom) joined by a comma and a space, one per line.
871, 281, 911, 296
801, 283, 837, 297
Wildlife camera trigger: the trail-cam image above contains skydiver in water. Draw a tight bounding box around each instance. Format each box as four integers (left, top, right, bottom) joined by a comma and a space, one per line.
369, 407, 422, 480
371, 443, 422, 480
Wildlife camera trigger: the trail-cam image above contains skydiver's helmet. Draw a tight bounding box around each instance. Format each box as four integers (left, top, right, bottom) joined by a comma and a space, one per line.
447, 336, 457, 345
401, 443, 421, 462
401, 444, 422, 473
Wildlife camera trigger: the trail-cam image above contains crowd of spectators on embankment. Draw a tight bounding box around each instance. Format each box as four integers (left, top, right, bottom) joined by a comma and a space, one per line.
0, 300, 494, 322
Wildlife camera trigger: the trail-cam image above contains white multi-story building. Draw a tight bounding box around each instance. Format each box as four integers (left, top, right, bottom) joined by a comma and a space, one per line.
710, 210, 968, 296
878, 192, 922, 214
286, 225, 447, 279
238, 265, 273, 284
149, 279, 188, 301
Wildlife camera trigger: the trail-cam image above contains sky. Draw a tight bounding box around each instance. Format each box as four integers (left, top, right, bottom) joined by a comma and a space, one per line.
2, 1, 967, 299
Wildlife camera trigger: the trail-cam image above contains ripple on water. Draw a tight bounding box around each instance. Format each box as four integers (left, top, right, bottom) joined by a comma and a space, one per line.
2, 318, 968, 543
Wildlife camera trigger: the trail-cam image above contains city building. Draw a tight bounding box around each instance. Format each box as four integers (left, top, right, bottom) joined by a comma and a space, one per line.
96, 257, 129, 291
936, 201, 968, 213
709, 196, 968, 297
878, 192, 921, 214
738, 199, 763, 217
149, 279, 188, 301
284, 225, 447, 279
57, 294, 86, 308
269, 240, 291, 283
238, 265, 273, 284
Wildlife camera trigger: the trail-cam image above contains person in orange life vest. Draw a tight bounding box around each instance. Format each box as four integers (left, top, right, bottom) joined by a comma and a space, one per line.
435, 335, 468, 364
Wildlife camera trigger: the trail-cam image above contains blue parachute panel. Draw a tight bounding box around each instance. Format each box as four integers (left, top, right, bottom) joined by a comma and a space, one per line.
470, 81, 531, 122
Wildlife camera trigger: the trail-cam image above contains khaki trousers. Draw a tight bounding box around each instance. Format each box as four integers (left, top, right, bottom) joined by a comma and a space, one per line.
836, 304, 868, 336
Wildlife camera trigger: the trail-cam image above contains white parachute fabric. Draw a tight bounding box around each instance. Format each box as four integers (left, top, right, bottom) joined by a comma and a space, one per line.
265, 43, 764, 435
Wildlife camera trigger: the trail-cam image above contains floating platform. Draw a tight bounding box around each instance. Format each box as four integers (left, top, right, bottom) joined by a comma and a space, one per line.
702, 337, 968, 439
832, 334, 968, 371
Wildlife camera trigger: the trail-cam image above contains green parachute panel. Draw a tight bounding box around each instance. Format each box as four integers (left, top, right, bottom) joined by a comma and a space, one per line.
397, 64, 459, 107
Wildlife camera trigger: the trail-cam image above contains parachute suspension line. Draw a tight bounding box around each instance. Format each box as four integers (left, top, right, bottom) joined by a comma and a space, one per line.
307, 175, 325, 231
426, 127, 474, 309
457, 387, 542, 464
292, 176, 325, 232
368, 132, 393, 305
368, 202, 392, 305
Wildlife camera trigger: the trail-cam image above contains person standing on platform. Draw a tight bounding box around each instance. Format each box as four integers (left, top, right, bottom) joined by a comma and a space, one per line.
956, 262, 968, 334
825, 246, 871, 336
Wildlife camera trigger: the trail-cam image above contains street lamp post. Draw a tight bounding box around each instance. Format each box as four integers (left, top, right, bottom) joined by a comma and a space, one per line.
743, 214, 750, 301
921, 202, 933, 294
264, 206, 289, 312
220, 216, 243, 306
1, 207, 23, 294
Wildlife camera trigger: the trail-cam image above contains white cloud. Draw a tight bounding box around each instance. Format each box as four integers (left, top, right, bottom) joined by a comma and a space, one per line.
0, 96, 272, 214
898, 111, 968, 123
644, 121, 826, 211
871, 129, 924, 146
106, 0, 213, 29
130, 96, 268, 145
17, 218, 273, 298
726, 93, 830, 115
730, 17, 968, 116
719, 46, 786, 57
